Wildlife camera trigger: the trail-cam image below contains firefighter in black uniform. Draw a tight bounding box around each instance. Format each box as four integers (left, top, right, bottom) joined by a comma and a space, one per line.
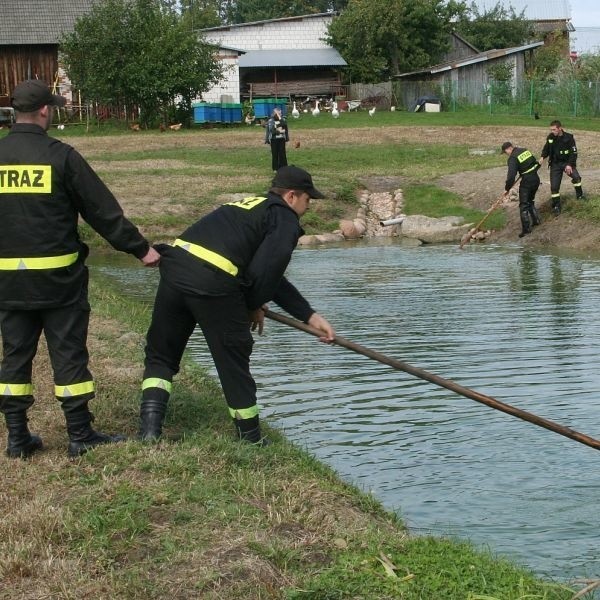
139, 165, 335, 445
0, 79, 161, 459
501, 141, 541, 238
539, 119, 585, 215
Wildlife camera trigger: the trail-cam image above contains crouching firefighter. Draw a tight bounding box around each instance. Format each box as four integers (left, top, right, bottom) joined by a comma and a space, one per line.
0, 80, 160, 459
501, 141, 541, 238
139, 165, 335, 445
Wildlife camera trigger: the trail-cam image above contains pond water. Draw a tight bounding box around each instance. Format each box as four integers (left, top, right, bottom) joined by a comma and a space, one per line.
94, 240, 600, 582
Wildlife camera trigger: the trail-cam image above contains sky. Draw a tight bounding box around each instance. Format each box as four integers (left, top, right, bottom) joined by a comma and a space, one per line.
570, 0, 600, 28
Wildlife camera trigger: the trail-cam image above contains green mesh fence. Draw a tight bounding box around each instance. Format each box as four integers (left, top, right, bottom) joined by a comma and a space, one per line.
392, 79, 600, 117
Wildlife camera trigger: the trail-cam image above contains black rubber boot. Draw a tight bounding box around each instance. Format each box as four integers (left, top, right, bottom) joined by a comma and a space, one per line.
65, 407, 126, 457
529, 205, 541, 227
138, 396, 168, 441
552, 198, 561, 216
4, 412, 43, 459
518, 209, 532, 238
233, 416, 271, 447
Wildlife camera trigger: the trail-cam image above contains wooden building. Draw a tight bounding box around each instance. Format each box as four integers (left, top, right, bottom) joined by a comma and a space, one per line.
395, 41, 544, 108
0, 0, 96, 105
200, 13, 347, 103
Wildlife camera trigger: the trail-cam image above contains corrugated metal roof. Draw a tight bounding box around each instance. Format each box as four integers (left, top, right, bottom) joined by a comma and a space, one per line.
397, 41, 544, 78
469, 0, 571, 21
0, 0, 98, 45
239, 48, 346, 68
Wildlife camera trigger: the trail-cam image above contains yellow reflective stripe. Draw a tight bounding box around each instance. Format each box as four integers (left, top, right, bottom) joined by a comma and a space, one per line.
0, 165, 52, 193
522, 164, 538, 174
54, 380, 95, 398
574, 182, 582, 187
142, 378, 172, 393
173, 239, 238, 276
224, 196, 268, 210
0, 382, 33, 396
0, 252, 78, 271
551, 193, 561, 198
229, 406, 260, 420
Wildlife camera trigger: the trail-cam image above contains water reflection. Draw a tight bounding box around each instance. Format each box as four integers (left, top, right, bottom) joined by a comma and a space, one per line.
92, 242, 600, 582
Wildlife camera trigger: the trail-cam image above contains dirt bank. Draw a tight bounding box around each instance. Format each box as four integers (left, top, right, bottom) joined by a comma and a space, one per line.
435, 166, 600, 253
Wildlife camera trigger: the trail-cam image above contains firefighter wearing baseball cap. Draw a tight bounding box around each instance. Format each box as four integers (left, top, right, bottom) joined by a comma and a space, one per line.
0, 80, 160, 458
139, 165, 335, 445
501, 141, 542, 238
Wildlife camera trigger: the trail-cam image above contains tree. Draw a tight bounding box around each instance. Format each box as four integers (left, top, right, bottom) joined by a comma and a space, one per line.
529, 31, 569, 81
327, 0, 465, 83
180, 0, 222, 29
222, 0, 343, 24
454, 2, 534, 52
61, 0, 223, 126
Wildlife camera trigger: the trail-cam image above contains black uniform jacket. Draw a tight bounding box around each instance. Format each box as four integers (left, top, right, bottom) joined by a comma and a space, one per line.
505, 146, 539, 191
158, 192, 315, 322
541, 131, 578, 168
0, 123, 149, 310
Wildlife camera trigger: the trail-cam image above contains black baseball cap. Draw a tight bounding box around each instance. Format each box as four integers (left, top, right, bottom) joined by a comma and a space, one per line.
501, 141, 513, 153
272, 165, 325, 199
11, 80, 67, 112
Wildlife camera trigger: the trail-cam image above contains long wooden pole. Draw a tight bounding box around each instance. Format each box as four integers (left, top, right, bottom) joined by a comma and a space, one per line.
459, 176, 521, 249
264, 310, 600, 452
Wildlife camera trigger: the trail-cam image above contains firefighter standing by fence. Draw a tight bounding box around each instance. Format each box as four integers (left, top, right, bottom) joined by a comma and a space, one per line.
501, 141, 542, 238
0, 80, 160, 459
539, 120, 585, 215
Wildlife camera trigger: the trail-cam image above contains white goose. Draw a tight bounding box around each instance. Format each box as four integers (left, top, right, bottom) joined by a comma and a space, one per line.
311, 100, 320, 117
369, 106, 376, 117
331, 101, 339, 118
291, 101, 300, 119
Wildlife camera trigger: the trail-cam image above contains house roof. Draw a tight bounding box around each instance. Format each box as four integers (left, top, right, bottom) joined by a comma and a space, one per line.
396, 40, 544, 78
469, 0, 571, 21
0, 0, 98, 45
571, 27, 600, 54
239, 48, 346, 68
201, 12, 334, 33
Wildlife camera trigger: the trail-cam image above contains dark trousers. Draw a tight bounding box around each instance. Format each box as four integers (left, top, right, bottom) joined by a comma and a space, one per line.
519, 173, 540, 212
0, 296, 93, 414
143, 278, 256, 413
270, 138, 288, 171
550, 164, 582, 196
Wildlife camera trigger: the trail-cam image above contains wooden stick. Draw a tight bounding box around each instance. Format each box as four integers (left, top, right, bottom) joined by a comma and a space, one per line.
459, 176, 521, 249
264, 310, 600, 452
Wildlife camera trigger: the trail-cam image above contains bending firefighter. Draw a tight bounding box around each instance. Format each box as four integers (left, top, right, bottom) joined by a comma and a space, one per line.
0, 80, 160, 459
539, 120, 585, 215
139, 166, 335, 445
501, 141, 541, 238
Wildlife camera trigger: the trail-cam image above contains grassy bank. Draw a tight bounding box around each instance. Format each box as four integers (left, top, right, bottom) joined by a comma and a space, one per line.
2, 115, 598, 598
0, 278, 579, 599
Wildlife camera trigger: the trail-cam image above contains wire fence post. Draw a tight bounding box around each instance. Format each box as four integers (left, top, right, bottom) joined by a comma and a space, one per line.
529, 79, 534, 117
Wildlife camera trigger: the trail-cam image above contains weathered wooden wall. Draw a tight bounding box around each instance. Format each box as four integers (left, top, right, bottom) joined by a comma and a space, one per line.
0, 45, 59, 98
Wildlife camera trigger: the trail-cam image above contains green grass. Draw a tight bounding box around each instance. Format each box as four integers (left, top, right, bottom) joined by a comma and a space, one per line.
404, 184, 506, 230
564, 194, 600, 222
